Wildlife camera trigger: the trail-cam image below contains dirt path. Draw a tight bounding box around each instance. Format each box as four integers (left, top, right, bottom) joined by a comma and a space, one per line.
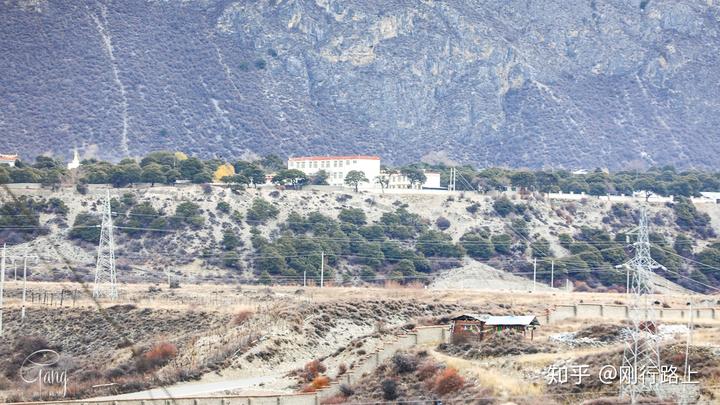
90, 376, 278, 400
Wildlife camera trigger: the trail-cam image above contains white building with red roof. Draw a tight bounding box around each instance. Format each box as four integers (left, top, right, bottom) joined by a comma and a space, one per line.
0, 154, 19, 167
287, 155, 381, 188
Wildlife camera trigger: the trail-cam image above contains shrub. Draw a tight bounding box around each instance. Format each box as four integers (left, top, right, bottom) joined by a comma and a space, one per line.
492, 196, 514, 217
416, 230, 464, 258
246, 198, 279, 224
381, 379, 398, 400
432, 367, 465, 395
216, 201, 231, 213
232, 310, 254, 325
303, 359, 327, 381
68, 212, 102, 243
466, 202, 480, 214
254, 58, 267, 69
173, 201, 204, 228
76, 182, 89, 195
337, 363, 348, 376
338, 383, 354, 396
338, 208, 366, 226
136, 342, 177, 372
416, 360, 439, 381
460, 232, 494, 259
392, 353, 418, 373
435, 216, 451, 230
302, 376, 330, 392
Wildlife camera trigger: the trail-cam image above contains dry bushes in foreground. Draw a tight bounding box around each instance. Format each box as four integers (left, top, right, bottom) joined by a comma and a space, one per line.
336, 350, 485, 403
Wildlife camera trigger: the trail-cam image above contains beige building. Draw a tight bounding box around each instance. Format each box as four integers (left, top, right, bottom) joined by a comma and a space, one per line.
287, 155, 381, 188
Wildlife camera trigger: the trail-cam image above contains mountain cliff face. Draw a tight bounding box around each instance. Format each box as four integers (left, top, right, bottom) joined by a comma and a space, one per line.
2, 0, 719, 169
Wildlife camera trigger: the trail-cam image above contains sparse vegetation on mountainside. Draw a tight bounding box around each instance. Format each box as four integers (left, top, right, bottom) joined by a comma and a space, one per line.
4, 152, 720, 292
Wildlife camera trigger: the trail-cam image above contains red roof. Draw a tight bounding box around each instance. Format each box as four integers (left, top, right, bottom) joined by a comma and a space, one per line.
288, 155, 380, 161
0, 154, 18, 161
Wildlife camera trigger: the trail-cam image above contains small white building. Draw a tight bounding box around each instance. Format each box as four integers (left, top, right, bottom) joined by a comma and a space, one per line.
0, 154, 18, 167
287, 155, 381, 188
67, 148, 81, 170
384, 169, 442, 189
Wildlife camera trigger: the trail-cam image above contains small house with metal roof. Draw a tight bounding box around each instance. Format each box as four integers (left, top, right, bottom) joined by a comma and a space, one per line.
450, 313, 540, 341
486, 315, 540, 339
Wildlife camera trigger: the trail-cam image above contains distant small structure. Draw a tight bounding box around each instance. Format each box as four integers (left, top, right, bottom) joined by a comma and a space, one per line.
384, 169, 442, 190
0, 154, 19, 167
67, 148, 81, 170
700, 192, 720, 204
450, 313, 541, 341
450, 313, 487, 341
486, 315, 540, 340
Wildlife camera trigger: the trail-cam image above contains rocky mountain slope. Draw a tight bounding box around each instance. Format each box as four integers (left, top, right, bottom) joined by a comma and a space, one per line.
2, 0, 720, 168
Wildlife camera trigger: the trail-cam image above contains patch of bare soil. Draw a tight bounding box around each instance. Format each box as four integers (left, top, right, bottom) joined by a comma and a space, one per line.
233, 299, 466, 377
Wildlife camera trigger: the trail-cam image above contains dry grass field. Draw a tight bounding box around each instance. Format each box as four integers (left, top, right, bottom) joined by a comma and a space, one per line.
0, 281, 718, 404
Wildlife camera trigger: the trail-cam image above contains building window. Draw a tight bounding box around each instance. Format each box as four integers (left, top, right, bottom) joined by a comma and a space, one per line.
333, 161, 337, 167
346, 160, 350, 165
339, 161, 343, 167
353, 160, 357, 164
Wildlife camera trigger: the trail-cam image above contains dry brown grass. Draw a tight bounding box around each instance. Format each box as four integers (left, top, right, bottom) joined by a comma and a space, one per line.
4, 281, 716, 314
428, 349, 545, 398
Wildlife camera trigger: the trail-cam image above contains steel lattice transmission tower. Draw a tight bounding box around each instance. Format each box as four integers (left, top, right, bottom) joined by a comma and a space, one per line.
619, 206, 665, 403
93, 190, 118, 300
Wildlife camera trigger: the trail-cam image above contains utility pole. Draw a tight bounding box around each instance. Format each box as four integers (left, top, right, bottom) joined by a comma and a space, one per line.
303, 269, 307, 288
626, 267, 630, 296
680, 299, 695, 405
619, 206, 665, 403
20, 254, 34, 322
93, 190, 118, 300
0, 244, 6, 336
550, 260, 554, 289
320, 251, 324, 288
532, 258, 537, 292
448, 167, 456, 191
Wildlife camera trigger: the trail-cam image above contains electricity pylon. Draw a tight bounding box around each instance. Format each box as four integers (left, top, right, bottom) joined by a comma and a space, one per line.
619, 206, 665, 403
93, 190, 118, 300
